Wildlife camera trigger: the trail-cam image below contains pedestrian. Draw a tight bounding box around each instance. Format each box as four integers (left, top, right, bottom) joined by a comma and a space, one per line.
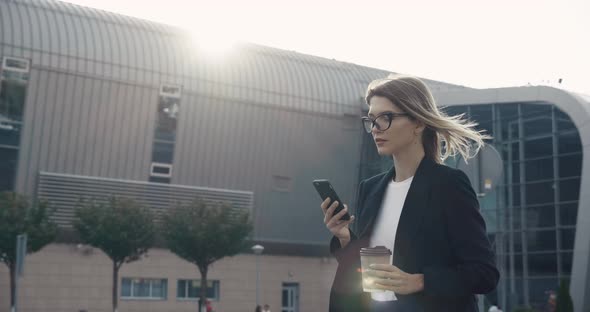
321, 75, 499, 311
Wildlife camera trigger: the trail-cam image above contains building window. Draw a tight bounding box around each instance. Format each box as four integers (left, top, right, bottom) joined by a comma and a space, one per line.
152, 141, 175, 164
0, 56, 30, 191
149, 84, 181, 184
0, 147, 18, 191
121, 278, 167, 300
155, 84, 181, 142
0, 118, 21, 147
0, 79, 27, 123
0, 57, 29, 145
176, 279, 220, 301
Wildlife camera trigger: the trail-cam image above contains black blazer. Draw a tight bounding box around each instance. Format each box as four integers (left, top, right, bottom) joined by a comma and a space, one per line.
328, 156, 499, 312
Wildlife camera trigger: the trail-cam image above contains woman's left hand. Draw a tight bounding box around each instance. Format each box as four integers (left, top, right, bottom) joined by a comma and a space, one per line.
368, 264, 424, 295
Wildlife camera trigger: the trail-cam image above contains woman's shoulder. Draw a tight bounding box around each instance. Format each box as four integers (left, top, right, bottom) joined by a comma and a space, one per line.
359, 162, 471, 188
431, 163, 476, 195
431, 162, 469, 180
359, 170, 391, 188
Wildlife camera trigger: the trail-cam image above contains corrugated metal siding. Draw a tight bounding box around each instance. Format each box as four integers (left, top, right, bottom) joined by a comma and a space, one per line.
14, 70, 159, 194
1, 0, 468, 114
1, 0, 469, 244
37, 171, 253, 228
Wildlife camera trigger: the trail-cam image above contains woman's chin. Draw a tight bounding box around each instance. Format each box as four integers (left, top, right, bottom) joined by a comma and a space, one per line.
376, 146, 393, 156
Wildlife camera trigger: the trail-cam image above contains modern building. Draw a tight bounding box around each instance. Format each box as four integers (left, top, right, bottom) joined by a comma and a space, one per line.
437, 89, 588, 311
0, 0, 588, 311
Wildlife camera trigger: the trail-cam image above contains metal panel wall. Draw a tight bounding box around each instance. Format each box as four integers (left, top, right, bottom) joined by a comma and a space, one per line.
1, 0, 469, 114
14, 69, 158, 194
37, 171, 254, 228
1, 0, 470, 246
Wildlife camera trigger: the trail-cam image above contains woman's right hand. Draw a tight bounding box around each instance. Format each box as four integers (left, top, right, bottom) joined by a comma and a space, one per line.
321, 198, 355, 247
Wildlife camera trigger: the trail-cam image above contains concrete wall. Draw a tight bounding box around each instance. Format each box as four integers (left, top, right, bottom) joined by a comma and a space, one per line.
0, 244, 338, 312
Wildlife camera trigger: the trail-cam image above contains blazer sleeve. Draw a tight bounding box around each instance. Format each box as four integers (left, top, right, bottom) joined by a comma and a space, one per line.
422, 169, 500, 297
329, 180, 365, 262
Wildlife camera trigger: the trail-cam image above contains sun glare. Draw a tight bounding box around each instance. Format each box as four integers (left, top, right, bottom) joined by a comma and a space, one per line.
188, 27, 240, 61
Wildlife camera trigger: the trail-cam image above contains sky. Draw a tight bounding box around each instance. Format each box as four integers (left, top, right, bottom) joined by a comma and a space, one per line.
61, 0, 590, 95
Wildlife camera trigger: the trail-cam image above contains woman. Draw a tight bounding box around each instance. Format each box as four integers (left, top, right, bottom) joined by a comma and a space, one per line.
321, 75, 499, 311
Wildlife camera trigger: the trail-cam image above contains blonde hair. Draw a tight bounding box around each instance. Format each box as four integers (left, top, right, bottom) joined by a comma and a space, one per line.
365, 74, 490, 163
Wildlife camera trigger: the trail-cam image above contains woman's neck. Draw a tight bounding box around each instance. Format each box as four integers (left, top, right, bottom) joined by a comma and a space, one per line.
392, 145, 425, 182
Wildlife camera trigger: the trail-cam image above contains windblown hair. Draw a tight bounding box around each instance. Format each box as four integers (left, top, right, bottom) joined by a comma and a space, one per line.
365, 74, 490, 163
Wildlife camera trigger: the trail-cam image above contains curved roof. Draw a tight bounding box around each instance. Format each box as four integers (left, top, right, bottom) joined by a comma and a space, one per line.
1, 0, 469, 114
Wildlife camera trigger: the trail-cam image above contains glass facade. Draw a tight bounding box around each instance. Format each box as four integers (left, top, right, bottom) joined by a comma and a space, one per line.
359, 102, 583, 310
0, 57, 30, 192
149, 84, 182, 184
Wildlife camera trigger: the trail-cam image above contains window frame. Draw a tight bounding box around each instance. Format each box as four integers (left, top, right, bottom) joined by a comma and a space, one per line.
1, 57, 30, 73
176, 279, 220, 301
150, 162, 172, 178
121, 277, 168, 300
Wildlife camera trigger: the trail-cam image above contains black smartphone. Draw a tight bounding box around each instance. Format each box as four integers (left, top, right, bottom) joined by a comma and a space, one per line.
313, 179, 351, 221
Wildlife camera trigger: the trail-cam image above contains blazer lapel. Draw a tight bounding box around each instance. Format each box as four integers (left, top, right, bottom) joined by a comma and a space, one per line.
358, 156, 437, 247
392, 157, 436, 263
358, 167, 395, 238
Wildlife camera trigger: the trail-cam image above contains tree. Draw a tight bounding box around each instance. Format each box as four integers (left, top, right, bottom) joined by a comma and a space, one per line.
0, 192, 57, 311
555, 279, 574, 312
75, 197, 155, 312
162, 198, 253, 312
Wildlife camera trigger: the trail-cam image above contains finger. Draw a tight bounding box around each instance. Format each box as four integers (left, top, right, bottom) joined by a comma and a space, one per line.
390, 265, 402, 272
372, 277, 405, 287
328, 205, 348, 224
328, 216, 355, 232
324, 200, 339, 221
369, 264, 397, 272
320, 197, 331, 212
326, 206, 347, 227
367, 270, 402, 280
372, 282, 395, 291
322, 199, 334, 223
374, 283, 409, 295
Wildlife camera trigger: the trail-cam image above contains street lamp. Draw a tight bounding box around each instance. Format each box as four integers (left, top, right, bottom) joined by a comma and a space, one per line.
251, 244, 264, 307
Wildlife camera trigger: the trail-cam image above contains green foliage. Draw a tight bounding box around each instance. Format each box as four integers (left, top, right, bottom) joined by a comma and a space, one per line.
555, 279, 574, 312
162, 197, 253, 270
74, 196, 155, 267
0, 191, 57, 266
162, 197, 252, 310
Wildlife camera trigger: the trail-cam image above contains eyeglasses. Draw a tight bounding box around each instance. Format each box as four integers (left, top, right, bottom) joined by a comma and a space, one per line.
361, 112, 409, 133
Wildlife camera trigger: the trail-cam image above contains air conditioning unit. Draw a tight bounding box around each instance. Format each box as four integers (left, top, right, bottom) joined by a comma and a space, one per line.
150, 162, 173, 178
159, 84, 182, 98
1, 57, 30, 83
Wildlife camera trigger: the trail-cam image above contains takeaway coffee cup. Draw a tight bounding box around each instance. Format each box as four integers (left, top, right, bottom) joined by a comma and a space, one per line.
360, 246, 392, 292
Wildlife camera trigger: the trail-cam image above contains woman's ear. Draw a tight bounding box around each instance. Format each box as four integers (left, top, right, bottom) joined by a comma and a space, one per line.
414, 120, 426, 135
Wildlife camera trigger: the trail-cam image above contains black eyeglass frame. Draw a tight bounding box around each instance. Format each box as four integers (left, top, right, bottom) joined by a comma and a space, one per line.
361, 112, 410, 133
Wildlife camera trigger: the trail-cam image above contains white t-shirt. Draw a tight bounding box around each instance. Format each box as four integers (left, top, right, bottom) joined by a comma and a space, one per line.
369, 176, 413, 302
